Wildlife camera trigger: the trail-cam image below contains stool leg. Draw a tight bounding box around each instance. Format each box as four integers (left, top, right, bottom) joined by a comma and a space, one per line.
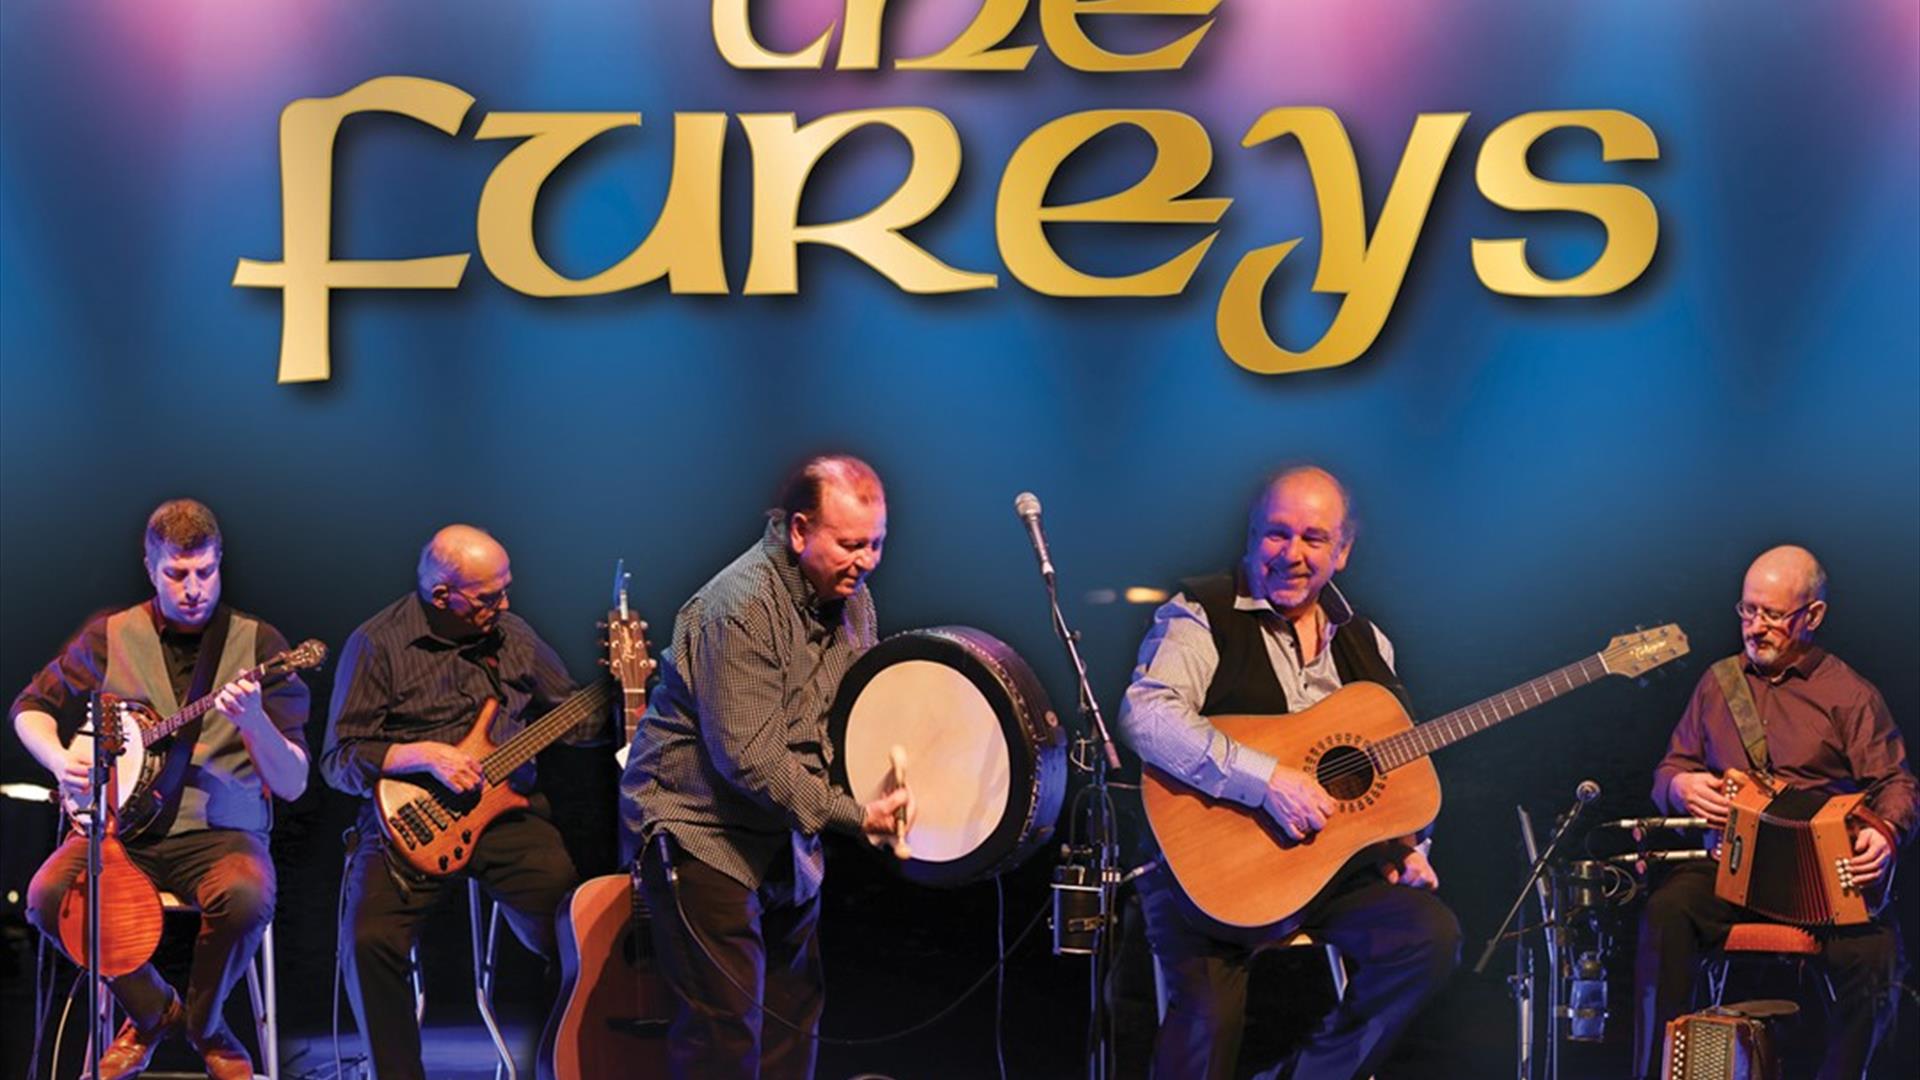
246, 919, 279, 1080
410, 944, 426, 1026
468, 880, 516, 1080
1323, 943, 1349, 1002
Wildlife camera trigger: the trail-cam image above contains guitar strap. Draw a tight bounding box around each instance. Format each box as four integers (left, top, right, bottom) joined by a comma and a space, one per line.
1709, 656, 1770, 773
143, 606, 234, 837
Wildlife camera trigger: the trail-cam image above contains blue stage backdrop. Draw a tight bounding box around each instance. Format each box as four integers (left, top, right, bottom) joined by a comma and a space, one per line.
3, 2, 1916, 1077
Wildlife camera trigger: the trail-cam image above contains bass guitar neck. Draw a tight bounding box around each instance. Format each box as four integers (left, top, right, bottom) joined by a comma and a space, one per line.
377, 680, 614, 877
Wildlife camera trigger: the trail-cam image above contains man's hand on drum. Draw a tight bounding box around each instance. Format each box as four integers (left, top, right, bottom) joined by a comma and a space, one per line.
860, 785, 914, 848
1264, 763, 1336, 842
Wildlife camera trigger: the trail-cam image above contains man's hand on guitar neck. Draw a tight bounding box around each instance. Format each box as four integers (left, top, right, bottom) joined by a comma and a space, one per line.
1264, 764, 1336, 842
385, 742, 483, 793
1669, 771, 1731, 829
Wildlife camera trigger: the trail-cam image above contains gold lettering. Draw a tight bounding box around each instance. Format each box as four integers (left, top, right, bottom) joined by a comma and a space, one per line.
711, 0, 833, 69
1217, 108, 1466, 375
1472, 109, 1659, 296
742, 108, 996, 294
997, 109, 1228, 296
897, 0, 1037, 71
475, 112, 729, 296
836, 0, 887, 69
1040, 0, 1219, 72
233, 76, 473, 384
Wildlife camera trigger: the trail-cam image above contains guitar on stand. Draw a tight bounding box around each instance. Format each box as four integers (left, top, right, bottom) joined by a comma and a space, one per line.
540, 561, 666, 1080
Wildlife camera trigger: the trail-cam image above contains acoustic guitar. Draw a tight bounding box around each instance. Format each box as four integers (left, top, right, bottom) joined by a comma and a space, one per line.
375, 671, 617, 877
540, 564, 667, 1080
1142, 625, 1689, 929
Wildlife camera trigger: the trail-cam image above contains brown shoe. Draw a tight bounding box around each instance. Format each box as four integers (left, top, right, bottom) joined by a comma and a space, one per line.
191, 1026, 256, 1080
84, 994, 183, 1080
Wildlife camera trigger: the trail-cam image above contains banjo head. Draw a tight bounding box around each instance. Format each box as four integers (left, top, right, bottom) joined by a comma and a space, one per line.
64, 703, 148, 821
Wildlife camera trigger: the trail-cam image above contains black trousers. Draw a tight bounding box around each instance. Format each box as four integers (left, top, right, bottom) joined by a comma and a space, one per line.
341, 806, 578, 1080
639, 838, 823, 1080
1138, 865, 1461, 1080
28, 828, 274, 1047
1632, 860, 1902, 1080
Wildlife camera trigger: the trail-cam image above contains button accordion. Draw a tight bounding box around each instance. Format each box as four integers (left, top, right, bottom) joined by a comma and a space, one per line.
1713, 769, 1893, 927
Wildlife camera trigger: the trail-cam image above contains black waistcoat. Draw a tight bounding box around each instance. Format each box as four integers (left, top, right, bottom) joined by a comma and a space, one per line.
1179, 573, 1406, 714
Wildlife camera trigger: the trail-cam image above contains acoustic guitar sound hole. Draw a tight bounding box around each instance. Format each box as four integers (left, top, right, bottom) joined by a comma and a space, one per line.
1316, 745, 1374, 801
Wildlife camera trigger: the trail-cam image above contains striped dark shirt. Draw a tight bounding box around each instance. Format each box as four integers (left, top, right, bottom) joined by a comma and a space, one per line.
321, 594, 580, 800
621, 514, 875, 897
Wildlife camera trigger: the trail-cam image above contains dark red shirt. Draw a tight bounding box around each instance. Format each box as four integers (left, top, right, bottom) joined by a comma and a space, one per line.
1652, 646, 1917, 846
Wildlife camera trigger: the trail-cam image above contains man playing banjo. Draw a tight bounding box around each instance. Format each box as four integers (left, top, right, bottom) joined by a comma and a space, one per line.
13, 498, 311, 1080
620, 454, 912, 1079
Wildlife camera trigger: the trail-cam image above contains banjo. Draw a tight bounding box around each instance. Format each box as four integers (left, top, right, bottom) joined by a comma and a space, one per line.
65, 639, 327, 838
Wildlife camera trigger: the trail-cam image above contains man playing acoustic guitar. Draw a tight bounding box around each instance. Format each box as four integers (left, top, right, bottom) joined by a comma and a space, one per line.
14, 498, 311, 1080
322, 524, 601, 1080
1632, 545, 1915, 1080
1119, 466, 1460, 1080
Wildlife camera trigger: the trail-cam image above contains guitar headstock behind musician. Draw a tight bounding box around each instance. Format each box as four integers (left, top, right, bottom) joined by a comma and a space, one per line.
1634, 544, 1917, 1080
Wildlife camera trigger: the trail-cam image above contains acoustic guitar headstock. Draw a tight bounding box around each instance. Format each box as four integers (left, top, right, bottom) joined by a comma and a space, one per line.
1600, 624, 1689, 678
602, 559, 656, 698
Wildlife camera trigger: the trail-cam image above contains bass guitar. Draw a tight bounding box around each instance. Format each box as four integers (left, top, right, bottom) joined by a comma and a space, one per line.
541, 562, 666, 1080
1142, 625, 1689, 929
375, 677, 616, 878
67, 639, 328, 839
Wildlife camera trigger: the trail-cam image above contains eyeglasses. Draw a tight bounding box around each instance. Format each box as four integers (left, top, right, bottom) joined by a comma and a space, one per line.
1734, 601, 1813, 626
449, 582, 509, 610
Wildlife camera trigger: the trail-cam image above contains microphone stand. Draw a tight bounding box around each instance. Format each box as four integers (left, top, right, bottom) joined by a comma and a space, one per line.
1031, 541, 1120, 1080
83, 693, 109, 1080
1476, 793, 1591, 1080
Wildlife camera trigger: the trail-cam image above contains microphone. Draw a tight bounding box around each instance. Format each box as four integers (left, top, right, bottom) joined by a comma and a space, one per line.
1559, 779, 1601, 826
1014, 492, 1055, 581
1599, 815, 1709, 832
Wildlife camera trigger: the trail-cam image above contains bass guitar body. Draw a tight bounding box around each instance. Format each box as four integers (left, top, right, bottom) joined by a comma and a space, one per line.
375, 700, 529, 877
1143, 682, 1438, 931
539, 870, 669, 1080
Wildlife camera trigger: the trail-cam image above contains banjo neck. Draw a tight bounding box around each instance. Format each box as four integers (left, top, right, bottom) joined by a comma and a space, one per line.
108, 637, 328, 745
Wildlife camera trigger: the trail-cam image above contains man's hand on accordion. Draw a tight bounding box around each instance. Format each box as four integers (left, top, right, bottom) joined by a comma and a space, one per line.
1847, 826, 1893, 886
1669, 771, 1730, 829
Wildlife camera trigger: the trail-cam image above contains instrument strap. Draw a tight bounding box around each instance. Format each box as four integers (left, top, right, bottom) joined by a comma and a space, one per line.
1710, 656, 1770, 773
143, 606, 234, 836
